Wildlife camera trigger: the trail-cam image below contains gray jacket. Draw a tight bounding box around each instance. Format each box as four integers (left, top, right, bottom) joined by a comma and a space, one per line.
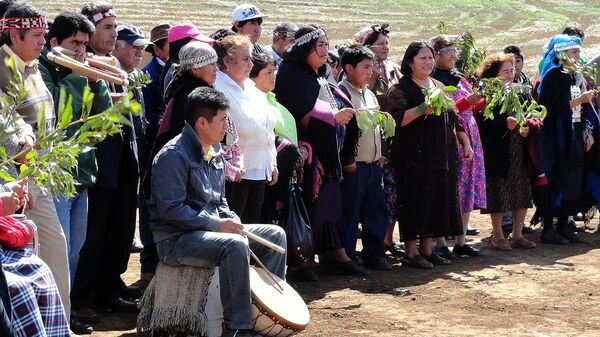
148, 123, 239, 242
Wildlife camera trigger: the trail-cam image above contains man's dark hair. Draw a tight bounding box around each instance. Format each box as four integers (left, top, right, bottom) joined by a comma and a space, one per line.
503, 45, 523, 60
231, 18, 263, 32
562, 23, 584, 40
340, 44, 375, 70
1, 2, 45, 46
46, 11, 95, 48
185, 87, 230, 126
0, 0, 20, 16
210, 28, 236, 41
81, 1, 114, 25
250, 52, 275, 78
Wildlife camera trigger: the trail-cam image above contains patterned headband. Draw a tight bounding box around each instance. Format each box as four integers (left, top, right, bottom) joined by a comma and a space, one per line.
91, 9, 116, 24
553, 40, 581, 52
180, 53, 218, 69
295, 28, 326, 47
1, 16, 48, 31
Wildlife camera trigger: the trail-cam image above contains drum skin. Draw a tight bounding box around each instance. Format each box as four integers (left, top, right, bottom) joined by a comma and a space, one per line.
250, 267, 310, 337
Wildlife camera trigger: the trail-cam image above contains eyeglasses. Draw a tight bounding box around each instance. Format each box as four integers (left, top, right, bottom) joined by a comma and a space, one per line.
275, 31, 295, 40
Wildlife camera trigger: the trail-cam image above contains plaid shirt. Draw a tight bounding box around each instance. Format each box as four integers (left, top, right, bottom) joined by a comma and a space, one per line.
1, 247, 69, 337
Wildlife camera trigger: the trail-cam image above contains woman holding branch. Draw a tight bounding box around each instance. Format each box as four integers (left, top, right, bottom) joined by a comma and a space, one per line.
431, 35, 485, 257
537, 34, 599, 244
386, 41, 473, 269
476, 54, 536, 250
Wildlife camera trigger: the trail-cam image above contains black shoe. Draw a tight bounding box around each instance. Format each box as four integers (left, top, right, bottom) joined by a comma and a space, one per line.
384, 242, 405, 257
401, 254, 433, 269
107, 297, 139, 313
522, 225, 534, 234
131, 238, 144, 253
466, 227, 480, 236
286, 267, 319, 282
540, 229, 569, 245
422, 251, 451, 265
70, 319, 93, 335
453, 244, 482, 257
330, 260, 370, 276
71, 307, 100, 324
568, 220, 585, 233
558, 227, 589, 244
121, 284, 142, 299
363, 256, 393, 271
221, 324, 259, 337
435, 246, 456, 260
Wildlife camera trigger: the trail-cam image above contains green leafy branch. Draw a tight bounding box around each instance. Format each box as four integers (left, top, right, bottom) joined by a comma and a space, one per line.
0, 56, 141, 197
476, 78, 546, 131
557, 52, 598, 87
128, 70, 152, 90
416, 86, 457, 116
355, 106, 396, 138
455, 31, 487, 84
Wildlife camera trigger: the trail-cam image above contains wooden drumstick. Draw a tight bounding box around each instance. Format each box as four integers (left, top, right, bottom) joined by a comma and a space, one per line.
242, 229, 286, 254
249, 250, 284, 293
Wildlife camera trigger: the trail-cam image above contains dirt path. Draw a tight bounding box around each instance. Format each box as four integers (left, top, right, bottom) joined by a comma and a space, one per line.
92, 211, 600, 337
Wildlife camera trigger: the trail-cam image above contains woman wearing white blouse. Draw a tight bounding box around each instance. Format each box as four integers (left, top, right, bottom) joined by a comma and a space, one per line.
214, 35, 278, 223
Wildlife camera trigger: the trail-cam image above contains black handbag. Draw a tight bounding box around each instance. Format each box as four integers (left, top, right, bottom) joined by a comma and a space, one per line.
280, 178, 314, 267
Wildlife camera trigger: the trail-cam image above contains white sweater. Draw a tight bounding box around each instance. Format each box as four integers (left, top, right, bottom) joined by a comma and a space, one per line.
214, 71, 276, 180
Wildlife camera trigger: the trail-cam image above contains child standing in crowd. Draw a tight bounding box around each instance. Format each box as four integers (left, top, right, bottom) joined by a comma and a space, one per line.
338, 45, 391, 270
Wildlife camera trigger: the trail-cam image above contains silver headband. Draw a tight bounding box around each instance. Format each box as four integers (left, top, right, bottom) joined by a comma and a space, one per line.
179, 54, 218, 69
295, 28, 325, 47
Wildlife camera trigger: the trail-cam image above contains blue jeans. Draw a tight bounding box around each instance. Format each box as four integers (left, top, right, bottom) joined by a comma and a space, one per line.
156, 224, 286, 330
341, 162, 387, 260
54, 189, 88, 286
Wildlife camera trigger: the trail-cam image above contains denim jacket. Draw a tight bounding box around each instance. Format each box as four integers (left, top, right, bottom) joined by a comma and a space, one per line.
149, 123, 239, 242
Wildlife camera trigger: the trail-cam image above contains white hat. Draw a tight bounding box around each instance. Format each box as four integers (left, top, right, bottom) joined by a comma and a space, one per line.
232, 4, 266, 22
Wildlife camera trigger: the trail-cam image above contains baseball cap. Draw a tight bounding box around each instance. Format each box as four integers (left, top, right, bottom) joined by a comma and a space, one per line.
117, 24, 153, 47
168, 23, 214, 44
145, 23, 171, 52
232, 4, 266, 22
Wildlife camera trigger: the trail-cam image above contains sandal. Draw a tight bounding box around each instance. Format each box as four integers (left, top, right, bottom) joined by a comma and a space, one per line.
508, 235, 537, 249
490, 236, 512, 251
401, 254, 433, 269
422, 251, 451, 265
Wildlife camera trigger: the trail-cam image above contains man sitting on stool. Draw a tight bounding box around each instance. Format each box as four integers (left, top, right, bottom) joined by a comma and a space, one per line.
148, 87, 287, 337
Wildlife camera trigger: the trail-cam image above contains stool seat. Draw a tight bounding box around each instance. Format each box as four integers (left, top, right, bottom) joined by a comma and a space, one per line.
137, 262, 216, 337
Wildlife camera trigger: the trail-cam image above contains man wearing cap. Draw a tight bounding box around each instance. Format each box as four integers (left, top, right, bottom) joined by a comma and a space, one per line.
72, 1, 141, 324
161, 22, 214, 95
265, 22, 297, 68
0, 1, 72, 326
232, 3, 267, 53
139, 23, 170, 284
38, 10, 113, 334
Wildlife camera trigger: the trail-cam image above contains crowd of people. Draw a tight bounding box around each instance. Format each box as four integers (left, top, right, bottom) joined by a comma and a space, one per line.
0, 0, 599, 336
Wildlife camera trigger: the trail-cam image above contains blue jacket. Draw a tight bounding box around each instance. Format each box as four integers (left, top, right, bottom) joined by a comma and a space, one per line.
142, 56, 166, 145
148, 123, 240, 242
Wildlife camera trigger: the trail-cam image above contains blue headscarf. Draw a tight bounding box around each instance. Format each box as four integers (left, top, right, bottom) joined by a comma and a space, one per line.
537, 34, 582, 96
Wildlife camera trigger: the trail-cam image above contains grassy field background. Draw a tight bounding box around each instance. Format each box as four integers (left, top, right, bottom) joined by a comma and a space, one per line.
29, 0, 600, 74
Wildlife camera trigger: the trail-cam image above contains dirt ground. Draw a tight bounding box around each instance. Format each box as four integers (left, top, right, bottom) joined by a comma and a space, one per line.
92, 210, 600, 337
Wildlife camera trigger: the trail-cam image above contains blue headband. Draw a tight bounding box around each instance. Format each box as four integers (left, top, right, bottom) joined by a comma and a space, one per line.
537, 34, 582, 96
